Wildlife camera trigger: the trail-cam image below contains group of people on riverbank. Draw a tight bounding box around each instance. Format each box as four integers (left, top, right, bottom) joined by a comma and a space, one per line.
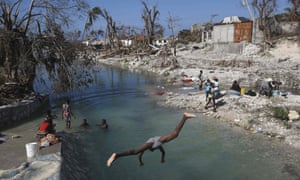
195, 70, 283, 112
36, 99, 73, 147
197, 70, 221, 112
182, 70, 221, 112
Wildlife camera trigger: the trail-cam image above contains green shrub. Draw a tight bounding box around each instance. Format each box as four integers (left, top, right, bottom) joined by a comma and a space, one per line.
273, 107, 289, 120
283, 121, 292, 129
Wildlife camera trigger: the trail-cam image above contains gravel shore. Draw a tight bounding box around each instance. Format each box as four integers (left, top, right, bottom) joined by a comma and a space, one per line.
95, 39, 300, 150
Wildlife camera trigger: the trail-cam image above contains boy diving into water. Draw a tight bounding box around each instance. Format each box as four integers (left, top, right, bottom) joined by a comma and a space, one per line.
107, 112, 196, 167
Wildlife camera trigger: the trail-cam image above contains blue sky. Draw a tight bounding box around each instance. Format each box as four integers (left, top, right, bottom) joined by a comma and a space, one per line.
84, 0, 289, 35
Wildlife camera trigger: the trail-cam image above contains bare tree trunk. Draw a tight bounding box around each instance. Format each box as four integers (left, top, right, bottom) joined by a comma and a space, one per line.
251, 0, 277, 49
141, 1, 160, 45
24, 0, 35, 34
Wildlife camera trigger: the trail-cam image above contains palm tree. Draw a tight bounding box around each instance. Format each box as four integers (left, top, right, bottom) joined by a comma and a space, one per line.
98, 8, 121, 50
82, 7, 102, 40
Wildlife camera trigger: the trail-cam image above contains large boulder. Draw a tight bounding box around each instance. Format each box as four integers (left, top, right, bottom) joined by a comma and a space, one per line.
288, 110, 300, 121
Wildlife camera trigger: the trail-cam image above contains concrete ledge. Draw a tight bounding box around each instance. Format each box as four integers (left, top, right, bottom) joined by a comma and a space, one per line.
38, 142, 62, 156
0, 94, 49, 130
0, 141, 62, 179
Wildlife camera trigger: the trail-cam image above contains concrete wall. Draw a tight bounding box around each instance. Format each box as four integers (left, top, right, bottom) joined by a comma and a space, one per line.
0, 95, 48, 130
212, 42, 247, 54
213, 24, 234, 43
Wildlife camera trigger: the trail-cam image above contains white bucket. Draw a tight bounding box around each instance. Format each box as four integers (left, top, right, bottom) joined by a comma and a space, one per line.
25, 142, 38, 160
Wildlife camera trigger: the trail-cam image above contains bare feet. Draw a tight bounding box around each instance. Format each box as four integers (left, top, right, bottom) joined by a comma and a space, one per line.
107, 153, 117, 167
184, 112, 196, 118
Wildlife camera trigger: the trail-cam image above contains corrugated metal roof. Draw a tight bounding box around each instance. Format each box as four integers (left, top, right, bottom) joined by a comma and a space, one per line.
216, 16, 251, 25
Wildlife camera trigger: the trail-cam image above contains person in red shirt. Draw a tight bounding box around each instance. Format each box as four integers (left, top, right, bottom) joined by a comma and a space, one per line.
38, 118, 50, 134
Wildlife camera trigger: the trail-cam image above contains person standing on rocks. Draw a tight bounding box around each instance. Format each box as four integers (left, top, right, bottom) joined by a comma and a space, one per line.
210, 77, 220, 98
205, 86, 217, 112
204, 79, 212, 102
211, 78, 219, 91
198, 70, 205, 90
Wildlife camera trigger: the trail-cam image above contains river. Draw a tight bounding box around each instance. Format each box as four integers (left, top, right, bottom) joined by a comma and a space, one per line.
8, 64, 300, 179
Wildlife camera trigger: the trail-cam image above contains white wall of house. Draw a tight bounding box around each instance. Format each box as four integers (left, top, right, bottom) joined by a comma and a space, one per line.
121, 39, 132, 47
212, 24, 234, 43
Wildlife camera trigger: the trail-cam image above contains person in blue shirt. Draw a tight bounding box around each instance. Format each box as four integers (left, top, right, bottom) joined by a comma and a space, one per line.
205, 86, 217, 112
204, 79, 211, 102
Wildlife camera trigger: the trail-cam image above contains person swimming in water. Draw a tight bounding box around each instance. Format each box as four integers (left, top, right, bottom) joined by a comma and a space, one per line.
96, 118, 108, 129
80, 118, 90, 128
106, 112, 196, 167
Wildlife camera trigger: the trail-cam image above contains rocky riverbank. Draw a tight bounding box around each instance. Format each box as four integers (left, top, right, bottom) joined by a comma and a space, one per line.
0, 37, 298, 178
95, 38, 300, 149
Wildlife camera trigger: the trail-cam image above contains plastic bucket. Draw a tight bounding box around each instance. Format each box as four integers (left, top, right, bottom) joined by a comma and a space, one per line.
272, 90, 279, 96
240, 88, 246, 95
25, 142, 38, 160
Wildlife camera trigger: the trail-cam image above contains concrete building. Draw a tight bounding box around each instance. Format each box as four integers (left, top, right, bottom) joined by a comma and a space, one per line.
213, 16, 253, 43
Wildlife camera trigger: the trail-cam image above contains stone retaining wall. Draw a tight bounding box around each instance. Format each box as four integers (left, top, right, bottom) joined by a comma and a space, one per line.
212, 42, 245, 54
0, 95, 49, 130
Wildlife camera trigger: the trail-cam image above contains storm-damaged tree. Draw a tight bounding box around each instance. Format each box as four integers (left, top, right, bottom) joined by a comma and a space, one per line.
0, 0, 89, 92
82, 7, 102, 41
98, 8, 121, 51
286, 0, 300, 42
141, 0, 161, 46
166, 12, 181, 56
251, 0, 277, 46
287, 0, 300, 21
177, 29, 192, 44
